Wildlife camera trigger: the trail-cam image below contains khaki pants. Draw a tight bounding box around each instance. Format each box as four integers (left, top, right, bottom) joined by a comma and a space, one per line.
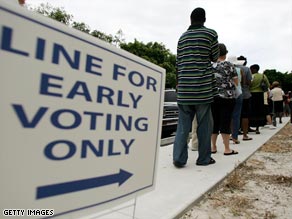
191, 116, 198, 150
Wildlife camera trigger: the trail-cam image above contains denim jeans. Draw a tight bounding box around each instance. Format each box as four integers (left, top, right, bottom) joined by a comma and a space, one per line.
173, 104, 213, 165
232, 94, 243, 140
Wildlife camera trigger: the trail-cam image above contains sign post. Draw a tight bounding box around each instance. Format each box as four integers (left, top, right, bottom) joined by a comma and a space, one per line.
0, 1, 165, 218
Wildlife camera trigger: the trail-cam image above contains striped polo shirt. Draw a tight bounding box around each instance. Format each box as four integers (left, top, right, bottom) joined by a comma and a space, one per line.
176, 24, 219, 105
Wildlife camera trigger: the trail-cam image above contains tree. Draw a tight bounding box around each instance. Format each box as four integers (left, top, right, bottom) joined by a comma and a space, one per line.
264, 69, 292, 92
34, 3, 72, 25
33, 4, 126, 46
120, 40, 177, 88
113, 29, 125, 47
32, 4, 176, 88
281, 72, 292, 92
72, 22, 91, 34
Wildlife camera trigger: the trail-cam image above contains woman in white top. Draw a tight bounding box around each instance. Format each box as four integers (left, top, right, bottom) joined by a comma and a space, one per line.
270, 81, 284, 125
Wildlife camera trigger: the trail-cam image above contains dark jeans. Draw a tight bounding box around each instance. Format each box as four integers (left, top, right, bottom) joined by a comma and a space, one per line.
173, 104, 213, 165
232, 94, 243, 140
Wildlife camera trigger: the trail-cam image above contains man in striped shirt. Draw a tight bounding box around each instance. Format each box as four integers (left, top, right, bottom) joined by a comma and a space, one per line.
173, 7, 219, 167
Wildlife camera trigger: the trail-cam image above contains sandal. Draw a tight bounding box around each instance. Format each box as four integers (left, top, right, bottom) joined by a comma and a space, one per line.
232, 139, 240, 144
243, 137, 252, 141
211, 146, 217, 154
224, 150, 238, 156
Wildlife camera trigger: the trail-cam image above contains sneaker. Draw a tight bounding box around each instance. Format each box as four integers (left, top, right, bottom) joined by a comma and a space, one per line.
248, 127, 256, 132
196, 157, 216, 166
273, 121, 277, 126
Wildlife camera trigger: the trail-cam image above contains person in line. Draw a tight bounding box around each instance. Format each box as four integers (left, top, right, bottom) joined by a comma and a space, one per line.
288, 91, 292, 123
190, 117, 198, 151
270, 81, 284, 125
249, 64, 270, 133
173, 7, 219, 167
211, 44, 238, 156
263, 88, 276, 129
283, 92, 291, 117
227, 56, 244, 144
236, 56, 253, 141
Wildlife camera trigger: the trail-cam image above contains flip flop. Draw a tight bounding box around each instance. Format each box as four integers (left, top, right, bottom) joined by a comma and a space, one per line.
232, 139, 240, 144
224, 150, 238, 156
211, 150, 217, 154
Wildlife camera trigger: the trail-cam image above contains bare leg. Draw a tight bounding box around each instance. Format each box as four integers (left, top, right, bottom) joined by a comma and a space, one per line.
191, 117, 198, 150
266, 114, 272, 125
211, 134, 218, 152
242, 118, 252, 140
222, 133, 237, 154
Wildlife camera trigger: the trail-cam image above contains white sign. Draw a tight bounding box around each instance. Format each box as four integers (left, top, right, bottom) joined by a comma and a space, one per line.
0, 1, 165, 218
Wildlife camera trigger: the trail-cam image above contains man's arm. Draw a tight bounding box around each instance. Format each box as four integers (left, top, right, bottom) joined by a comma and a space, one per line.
210, 33, 219, 62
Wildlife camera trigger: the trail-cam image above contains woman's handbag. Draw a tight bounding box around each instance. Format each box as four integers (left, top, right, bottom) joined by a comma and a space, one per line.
260, 74, 268, 92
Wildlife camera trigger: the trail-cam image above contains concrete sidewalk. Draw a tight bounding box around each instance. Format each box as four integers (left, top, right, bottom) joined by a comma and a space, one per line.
84, 117, 290, 219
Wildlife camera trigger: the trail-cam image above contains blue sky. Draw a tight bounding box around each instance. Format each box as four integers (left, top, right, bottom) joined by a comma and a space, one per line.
26, 0, 292, 72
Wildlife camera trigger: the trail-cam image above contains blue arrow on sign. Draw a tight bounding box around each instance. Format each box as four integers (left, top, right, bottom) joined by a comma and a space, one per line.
36, 169, 133, 199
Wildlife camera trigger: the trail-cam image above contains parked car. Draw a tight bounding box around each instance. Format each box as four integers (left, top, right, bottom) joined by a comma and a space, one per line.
162, 89, 178, 137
